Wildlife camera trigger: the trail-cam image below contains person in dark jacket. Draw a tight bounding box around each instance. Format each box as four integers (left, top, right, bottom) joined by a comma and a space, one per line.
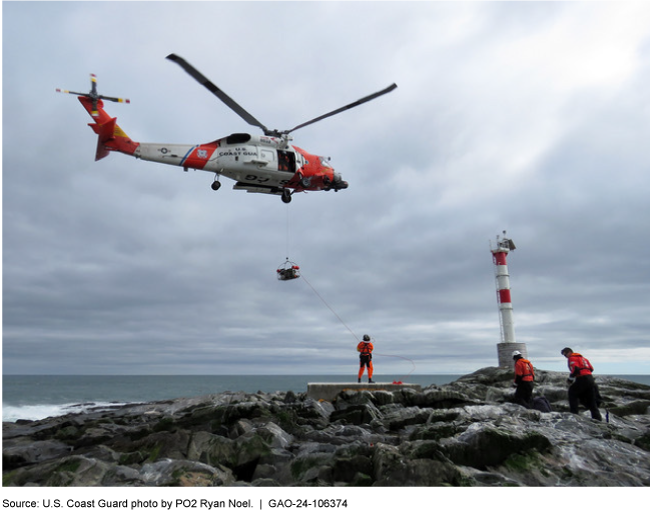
561, 347, 602, 421
512, 350, 535, 408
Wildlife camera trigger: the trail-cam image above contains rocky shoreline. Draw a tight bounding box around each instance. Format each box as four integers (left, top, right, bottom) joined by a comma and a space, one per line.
4, 367, 650, 486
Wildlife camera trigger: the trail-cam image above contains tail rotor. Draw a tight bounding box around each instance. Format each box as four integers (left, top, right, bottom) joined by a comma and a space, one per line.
57, 74, 130, 117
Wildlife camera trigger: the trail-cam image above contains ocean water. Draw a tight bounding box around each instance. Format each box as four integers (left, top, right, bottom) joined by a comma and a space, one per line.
2, 374, 461, 422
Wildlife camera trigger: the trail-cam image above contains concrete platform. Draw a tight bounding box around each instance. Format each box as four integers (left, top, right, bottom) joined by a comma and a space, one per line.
307, 382, 422, 402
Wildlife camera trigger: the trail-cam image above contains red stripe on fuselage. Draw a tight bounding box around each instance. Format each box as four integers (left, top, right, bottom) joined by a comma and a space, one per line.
181, 141, 220, 169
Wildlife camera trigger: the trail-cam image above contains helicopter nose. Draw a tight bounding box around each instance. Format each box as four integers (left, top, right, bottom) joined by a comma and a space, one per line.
333, 172, 348, 189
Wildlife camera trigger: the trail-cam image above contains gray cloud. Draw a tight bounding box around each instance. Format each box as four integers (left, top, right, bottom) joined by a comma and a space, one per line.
3, 2, 650, 376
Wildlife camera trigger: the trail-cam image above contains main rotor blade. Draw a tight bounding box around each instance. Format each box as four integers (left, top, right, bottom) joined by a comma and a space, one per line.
284, 83, 397, 134
167, 53, 270, 135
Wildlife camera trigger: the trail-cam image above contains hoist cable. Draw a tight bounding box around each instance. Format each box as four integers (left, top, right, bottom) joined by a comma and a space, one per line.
285, 203, 290, 260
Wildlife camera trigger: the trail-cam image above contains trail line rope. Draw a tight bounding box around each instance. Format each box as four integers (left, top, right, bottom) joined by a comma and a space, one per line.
300, 273, 359, 341
300, 272, 417, 380
374, 351, 417, 378
284, 204, 416, 379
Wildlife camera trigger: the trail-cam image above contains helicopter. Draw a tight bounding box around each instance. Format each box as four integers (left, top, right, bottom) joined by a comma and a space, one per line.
57, 54, 397, 203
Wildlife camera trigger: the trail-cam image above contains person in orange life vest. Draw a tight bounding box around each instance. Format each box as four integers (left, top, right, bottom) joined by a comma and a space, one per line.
357, 334, 374, 383
512, 351, 535, 408
561, 347, 602, 421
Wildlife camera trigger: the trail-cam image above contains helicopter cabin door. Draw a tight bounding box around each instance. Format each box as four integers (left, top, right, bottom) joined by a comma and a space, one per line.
277, 150, 296, 173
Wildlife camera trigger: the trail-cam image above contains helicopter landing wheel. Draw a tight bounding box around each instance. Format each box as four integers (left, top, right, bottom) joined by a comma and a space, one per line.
211, 180, 221, 191
281, 189, 292, 203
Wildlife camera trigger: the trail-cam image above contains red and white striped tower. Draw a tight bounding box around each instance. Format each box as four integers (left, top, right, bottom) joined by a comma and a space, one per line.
490, 231, 528, 368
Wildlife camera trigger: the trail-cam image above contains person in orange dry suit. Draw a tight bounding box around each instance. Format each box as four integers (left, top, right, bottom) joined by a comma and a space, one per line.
512, 350, 535, 408
357, 335, 374, 383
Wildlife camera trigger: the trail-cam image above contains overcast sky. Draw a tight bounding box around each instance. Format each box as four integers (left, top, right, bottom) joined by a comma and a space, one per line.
3, 1, 650, 377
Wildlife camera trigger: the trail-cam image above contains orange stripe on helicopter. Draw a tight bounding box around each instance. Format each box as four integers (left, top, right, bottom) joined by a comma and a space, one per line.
180, 142, 219, 169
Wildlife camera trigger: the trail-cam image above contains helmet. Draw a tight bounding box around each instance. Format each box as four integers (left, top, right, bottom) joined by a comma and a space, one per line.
512, 350, 522, 358
363, 334, 371, 342
561, 347, 573, 355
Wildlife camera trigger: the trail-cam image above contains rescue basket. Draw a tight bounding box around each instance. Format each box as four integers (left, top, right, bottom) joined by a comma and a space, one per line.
277, 258, 300, 281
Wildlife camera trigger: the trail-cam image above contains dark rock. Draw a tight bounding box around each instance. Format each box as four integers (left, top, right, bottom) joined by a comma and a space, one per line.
330, 404, 380, 426
4, 367, 650, 486
442, 423, 553, 470
3, 439, 72, 470
139, 459, 234, 486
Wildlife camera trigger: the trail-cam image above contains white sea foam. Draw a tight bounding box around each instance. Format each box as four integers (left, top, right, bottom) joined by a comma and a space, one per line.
2, 402, 134, 422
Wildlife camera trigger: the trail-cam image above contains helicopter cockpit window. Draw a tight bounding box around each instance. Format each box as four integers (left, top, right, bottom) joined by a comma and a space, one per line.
319, 156, 332, 168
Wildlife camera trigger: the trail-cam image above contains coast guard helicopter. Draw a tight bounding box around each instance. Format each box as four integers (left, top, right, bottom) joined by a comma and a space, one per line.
57, 54, 397, 203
